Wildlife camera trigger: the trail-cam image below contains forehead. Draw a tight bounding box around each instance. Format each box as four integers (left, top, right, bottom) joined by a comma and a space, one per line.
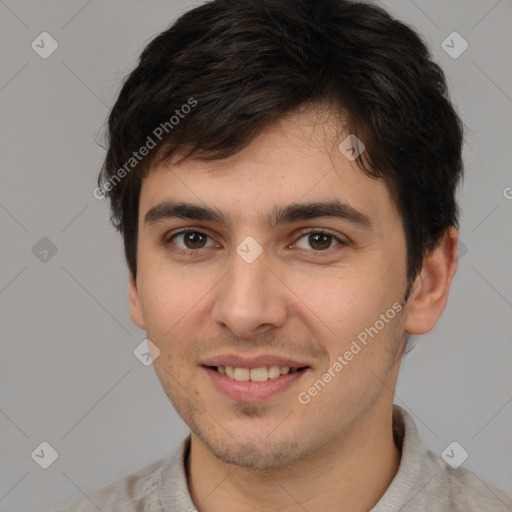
139, 108, 398, 229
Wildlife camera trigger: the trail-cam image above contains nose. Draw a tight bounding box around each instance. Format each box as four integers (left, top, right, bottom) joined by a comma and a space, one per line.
211, 248, 289, 340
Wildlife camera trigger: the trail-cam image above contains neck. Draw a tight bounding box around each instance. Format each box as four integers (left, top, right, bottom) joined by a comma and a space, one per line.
186, 402, 401, 512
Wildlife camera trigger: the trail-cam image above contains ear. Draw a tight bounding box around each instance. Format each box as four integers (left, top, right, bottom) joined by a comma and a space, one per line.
404, 227, 459, 335
128, 272, 146, 330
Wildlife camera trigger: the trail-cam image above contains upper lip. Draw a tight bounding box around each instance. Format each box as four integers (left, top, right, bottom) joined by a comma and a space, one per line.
201, 354, 311, 369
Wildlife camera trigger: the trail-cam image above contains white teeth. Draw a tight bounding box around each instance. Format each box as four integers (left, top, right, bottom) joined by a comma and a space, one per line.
215, 365, 302, 381
267, 365, 281, 379
250, 367, 268, 381
233, 367, 250, 381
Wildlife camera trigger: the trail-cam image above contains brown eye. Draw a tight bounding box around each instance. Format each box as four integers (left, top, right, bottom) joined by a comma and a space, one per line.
169, 230, 215, 252
295, 231, 342, 252
308, 233, 332, 251
183, 231, 207, 249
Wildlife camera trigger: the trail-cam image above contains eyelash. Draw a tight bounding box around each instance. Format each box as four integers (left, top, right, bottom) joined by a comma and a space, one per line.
165, 228, 347, 258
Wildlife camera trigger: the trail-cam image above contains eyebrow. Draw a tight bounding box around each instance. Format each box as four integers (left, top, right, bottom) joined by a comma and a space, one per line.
144, 199, 372, 230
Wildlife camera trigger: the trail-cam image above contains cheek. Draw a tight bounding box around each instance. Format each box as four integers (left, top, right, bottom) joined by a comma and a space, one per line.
136, 264, 215, 374
137, 259, 200, 330
290, 268, 401, 359
288, 267, 379, 325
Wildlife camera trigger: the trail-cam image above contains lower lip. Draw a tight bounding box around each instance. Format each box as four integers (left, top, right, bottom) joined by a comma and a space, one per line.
203, 366, 309, 402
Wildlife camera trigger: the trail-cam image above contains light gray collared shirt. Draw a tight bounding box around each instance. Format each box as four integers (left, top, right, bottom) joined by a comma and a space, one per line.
54, 405, 512, 511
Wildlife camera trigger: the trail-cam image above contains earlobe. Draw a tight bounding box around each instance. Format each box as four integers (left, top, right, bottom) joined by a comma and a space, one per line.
404, 227, 459, 335
128, 272, 146, 330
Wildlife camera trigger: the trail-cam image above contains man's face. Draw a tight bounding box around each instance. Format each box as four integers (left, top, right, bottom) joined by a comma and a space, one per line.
130, 107, 410, 469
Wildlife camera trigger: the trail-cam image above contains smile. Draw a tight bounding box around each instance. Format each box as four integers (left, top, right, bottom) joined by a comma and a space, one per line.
212, 365, 306, 382
203, 365, 310, 402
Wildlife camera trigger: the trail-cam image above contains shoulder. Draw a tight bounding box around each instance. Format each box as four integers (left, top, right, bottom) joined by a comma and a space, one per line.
53, 456, 169, 512
377, 406, 512, 511
424, 449, 512, 511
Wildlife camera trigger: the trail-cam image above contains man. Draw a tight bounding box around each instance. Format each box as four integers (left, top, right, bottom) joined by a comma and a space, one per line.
57, 0, 512, 510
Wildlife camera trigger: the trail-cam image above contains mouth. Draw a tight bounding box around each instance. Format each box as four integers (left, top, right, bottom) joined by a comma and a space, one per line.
202, 364, 310, 402
206, 365, 309, 382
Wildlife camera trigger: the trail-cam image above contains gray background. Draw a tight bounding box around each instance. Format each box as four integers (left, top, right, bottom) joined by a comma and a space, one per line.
0, 0, 511, 510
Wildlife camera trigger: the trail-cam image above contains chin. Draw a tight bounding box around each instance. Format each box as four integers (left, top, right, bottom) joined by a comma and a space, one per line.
187, 414, 304, 469
206, 437, 305, 470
